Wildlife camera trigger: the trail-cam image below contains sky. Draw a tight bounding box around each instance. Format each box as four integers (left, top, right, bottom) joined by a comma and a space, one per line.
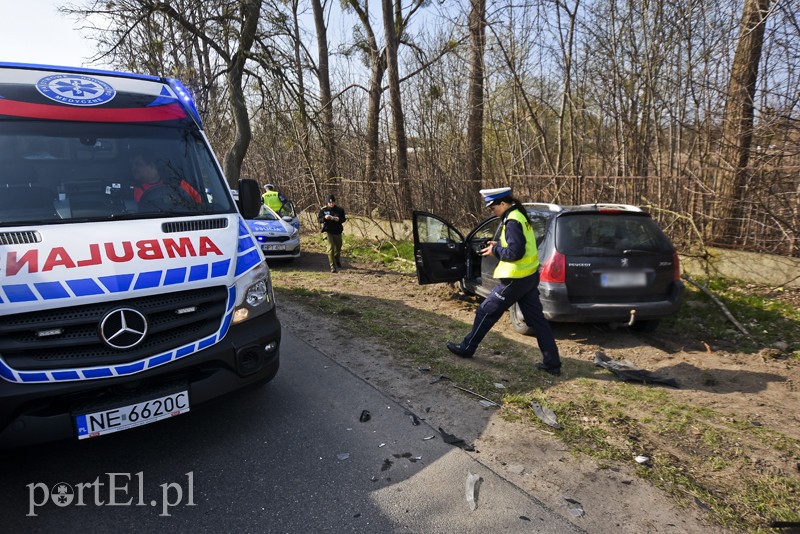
0, 1, 105, 68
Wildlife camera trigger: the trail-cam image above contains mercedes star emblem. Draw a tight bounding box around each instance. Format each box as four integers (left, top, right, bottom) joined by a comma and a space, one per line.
99, 308, 148, 349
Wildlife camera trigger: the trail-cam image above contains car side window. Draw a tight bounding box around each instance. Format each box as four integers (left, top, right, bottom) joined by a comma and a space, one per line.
473, 219, 501, 241
418, 217, 462, 244
530, 216, 547, 247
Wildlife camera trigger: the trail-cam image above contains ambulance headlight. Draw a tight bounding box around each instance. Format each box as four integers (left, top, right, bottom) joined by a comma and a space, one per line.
233, 275, 274, 324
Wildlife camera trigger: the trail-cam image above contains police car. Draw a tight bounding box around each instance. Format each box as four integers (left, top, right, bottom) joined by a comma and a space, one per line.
246, 204, 301, 260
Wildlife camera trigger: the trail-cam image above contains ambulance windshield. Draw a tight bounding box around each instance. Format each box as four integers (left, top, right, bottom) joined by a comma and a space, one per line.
0, 122, 235, 226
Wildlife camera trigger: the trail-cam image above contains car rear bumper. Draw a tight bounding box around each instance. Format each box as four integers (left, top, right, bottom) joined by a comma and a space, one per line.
0, 309, 281, 449
539, 281, 685, 323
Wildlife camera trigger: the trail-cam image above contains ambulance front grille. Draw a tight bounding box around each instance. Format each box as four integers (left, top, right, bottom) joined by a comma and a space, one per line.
162, 218, 228, 233
0, 286, 228, 371
0, 230, 41, 245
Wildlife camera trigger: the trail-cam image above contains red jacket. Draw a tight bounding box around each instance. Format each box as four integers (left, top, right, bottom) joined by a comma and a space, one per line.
134, 180, 202, 203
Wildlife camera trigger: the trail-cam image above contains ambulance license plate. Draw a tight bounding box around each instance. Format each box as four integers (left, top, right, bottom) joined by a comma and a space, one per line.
75, 391, 190, 440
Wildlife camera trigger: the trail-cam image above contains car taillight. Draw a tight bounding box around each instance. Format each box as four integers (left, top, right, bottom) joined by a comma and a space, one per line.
540, 251, 566, 283
673, 252, 681, 281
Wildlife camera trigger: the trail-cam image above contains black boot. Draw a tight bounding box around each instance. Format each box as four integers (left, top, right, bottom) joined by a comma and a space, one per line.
446, 342, 475, 358
535, 362, 561, 376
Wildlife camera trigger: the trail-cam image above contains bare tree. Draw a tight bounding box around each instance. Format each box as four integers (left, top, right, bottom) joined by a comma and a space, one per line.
718, 0, 774, 241
310, 0, 339, 184
344, 0, 386, 211
382, 0, 413, 216
465, 0, 486, 212
65, 0, 264, 185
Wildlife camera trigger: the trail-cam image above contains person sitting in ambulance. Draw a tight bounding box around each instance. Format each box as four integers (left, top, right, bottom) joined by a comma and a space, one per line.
129, 149, 202, 211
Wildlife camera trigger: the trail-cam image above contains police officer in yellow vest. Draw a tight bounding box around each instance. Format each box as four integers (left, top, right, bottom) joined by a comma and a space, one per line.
446, 187, 562, 375
262, 184, 284, 212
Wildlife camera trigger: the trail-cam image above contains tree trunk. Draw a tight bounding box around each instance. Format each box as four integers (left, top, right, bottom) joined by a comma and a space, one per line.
311, 0, 338, 184
466, 0, 486, 213
220, 0, 262, 185
382, 0, 412, 217
347, 0, 385, 214
718, 0, 772, 242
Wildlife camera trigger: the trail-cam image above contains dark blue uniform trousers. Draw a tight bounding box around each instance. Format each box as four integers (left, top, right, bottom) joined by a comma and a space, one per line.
460, 272, 561, 367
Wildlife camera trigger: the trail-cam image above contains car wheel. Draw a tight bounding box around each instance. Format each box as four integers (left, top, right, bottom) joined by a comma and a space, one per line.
631, 319, 660, 333
509, 303, 535, 335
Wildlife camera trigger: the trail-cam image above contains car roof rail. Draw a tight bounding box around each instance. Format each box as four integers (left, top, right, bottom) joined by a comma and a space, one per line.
523, 202, 563, 212
573, 203, 643, 213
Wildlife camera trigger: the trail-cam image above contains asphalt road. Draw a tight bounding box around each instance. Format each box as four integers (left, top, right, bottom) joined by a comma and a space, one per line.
0, 330, 583, 533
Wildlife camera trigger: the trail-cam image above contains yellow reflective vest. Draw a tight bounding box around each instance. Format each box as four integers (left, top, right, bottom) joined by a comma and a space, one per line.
262, 190, 282, 211
493, 209, 539, 279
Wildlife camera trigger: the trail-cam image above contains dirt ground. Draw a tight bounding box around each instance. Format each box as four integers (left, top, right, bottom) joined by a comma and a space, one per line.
270, 245, 800, 534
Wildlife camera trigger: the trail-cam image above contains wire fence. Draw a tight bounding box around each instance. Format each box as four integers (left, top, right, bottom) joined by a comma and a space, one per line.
279, 172, 799, 258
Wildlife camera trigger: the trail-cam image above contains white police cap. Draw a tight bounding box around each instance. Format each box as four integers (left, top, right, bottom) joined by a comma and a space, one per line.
480, 187, 512, 207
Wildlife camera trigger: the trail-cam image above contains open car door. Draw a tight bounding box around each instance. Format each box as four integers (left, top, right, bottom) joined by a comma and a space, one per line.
412, 211, 467, 284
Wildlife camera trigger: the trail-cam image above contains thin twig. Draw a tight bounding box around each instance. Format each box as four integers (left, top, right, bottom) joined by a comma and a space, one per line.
452, 385, 501, 407
681, 273, 751, 337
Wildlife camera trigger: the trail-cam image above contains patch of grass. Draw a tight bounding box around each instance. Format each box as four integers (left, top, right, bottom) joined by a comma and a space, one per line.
665, 276, 800, 354
343, 235, 415, 271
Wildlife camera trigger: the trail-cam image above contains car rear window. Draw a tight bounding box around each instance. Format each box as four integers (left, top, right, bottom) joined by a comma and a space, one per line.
555, 213, 673, 255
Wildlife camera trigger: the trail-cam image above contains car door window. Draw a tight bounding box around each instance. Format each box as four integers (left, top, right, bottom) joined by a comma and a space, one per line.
279, 200, 296, 219
417, 216, 463, 244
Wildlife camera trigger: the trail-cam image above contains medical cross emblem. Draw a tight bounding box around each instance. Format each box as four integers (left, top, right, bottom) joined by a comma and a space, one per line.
54, 79, 100, 97
36, 73, 116, 106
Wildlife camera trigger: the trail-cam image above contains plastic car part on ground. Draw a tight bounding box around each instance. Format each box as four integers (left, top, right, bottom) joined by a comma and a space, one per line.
564, 498, 585, 517
465, 472, 482, 511
438, 427, 475, 451
594, 351, 680, 388
531, 401, 562, 429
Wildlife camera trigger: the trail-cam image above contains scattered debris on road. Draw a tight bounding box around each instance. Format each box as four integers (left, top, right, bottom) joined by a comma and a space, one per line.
594, 351, 679, 388
531, 401, 562, 429
404, 410, 422, 425
564, 497, 585, 517
465, 472, 482, 511
439, 427, 475, 451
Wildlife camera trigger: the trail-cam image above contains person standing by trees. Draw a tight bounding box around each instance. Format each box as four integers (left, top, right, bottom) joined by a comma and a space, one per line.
318, 194, 346, 273
446, 187, 562, 376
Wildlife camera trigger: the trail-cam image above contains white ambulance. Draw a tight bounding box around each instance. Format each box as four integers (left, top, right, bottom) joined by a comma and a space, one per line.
0, 63, 281, 447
